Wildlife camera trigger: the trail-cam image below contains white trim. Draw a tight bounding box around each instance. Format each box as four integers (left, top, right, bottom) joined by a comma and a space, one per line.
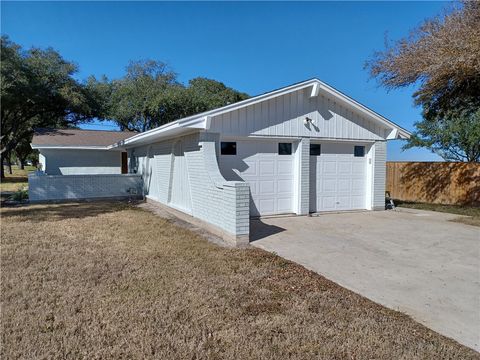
113, 78, 410, 148
37, 78, 411, 151
31, 145, 124, 151
386, 128, 399, 140
310, 82, 320, 97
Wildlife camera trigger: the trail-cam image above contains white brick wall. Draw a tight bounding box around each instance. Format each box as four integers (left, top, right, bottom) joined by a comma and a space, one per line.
372, 141, 387, 210
297, 138, 310, 215
132, 131, 250, 245
28, 174, 143, 202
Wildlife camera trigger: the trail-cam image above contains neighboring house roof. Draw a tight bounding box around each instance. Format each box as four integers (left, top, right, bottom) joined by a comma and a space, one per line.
31, 128, 135, 150
113, 78, 411, 148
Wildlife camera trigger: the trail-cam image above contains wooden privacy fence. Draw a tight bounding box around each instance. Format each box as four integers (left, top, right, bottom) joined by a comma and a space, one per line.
386, 162, 480, 206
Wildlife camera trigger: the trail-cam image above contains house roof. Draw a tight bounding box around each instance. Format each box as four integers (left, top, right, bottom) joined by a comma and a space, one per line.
31, 128, 135, 150
113, 78, 411, 148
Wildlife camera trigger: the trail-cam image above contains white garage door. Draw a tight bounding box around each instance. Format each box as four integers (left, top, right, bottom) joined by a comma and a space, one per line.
310, 142, 367, 212
219, 140, 294, 216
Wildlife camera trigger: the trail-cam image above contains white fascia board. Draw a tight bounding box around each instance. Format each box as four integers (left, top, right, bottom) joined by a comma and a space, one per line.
310, 82, 320, 97
31, 145, 119, 150
109, 77, 410, 147
111, 116, 209, 148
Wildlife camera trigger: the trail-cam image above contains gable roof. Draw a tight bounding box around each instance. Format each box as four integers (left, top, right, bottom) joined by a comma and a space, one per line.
31, 128, 135, 149
114, 78, 411, 148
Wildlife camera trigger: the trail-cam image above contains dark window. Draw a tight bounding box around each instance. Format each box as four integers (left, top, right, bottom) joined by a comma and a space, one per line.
278, 143, 292, 155
354, 145, 365, 157
310, 144, 321, 156
221, 142, 237, 155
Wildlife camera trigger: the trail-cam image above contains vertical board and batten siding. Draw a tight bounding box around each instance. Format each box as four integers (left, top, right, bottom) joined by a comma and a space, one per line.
372, 141, 387, 210
209, 89, 389, 141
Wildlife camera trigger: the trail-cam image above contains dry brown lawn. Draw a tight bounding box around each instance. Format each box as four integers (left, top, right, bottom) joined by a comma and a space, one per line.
396, 200, 480, 227
1, 202, 478, 359
0, 166, 35, 193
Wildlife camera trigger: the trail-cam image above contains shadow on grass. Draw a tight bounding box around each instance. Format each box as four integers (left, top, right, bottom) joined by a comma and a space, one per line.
2, 176, 28, 184
0, 201, 136, 222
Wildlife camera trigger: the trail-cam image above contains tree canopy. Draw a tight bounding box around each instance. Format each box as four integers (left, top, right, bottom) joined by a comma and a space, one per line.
1, 36, 103, 177
366, 1, 480, 162
1, 37, 250, 177
90, 61, 249, 132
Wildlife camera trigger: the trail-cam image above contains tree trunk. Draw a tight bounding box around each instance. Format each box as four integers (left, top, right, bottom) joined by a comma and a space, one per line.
20, 161, 25, 170
6, 153, 13, 175
0, 153, 4, 179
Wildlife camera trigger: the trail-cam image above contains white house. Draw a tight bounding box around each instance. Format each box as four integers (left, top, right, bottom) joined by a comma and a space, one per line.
32, 79, 410, 246
31, 128, 134, 175
111, 78, 410, 244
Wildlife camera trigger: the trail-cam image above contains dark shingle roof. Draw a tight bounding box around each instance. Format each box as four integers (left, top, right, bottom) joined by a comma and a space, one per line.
32, 128, 135, 147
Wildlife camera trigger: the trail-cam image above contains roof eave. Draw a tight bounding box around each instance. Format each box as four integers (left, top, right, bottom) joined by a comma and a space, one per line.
110, 116, 210, 149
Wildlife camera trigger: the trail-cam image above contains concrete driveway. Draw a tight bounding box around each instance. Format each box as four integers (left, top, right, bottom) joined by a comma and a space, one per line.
251, 208, 480, 351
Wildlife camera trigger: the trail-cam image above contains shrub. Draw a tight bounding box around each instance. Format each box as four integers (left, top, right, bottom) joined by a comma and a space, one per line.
10, 188, 28, 201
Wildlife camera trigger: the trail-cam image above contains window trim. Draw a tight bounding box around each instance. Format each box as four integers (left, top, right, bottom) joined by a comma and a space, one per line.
220, 141, 237, 155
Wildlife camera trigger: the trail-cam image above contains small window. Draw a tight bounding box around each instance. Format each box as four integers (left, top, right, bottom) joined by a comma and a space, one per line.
221, 142, 237, 155
310, 144, 321, 156
354, 145, 365, 157
278, 143, 292, 155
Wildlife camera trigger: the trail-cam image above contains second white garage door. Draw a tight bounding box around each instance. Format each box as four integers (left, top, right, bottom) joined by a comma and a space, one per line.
219, 140, 295, 216
310, 142, 368, 212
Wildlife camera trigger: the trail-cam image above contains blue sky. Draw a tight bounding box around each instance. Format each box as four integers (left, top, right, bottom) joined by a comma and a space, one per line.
2, 1, 447, 161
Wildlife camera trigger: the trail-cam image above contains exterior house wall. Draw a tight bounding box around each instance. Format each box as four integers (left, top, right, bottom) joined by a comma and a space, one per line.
209, 89, 389, 140
130, 132, 250, 246
28, 173, 143, 202
40, 149, 123, 175
372, 141, 387, 210
295, 138, 310, 215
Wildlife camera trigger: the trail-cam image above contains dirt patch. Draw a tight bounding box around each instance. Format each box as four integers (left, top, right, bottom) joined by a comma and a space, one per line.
1, 202, 478, 359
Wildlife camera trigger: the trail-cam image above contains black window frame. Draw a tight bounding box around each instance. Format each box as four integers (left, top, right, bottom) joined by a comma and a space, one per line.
278, 142, 292, 155
220, 141, 237, 155
354, 145, 365, 157
310, 144, 321, 156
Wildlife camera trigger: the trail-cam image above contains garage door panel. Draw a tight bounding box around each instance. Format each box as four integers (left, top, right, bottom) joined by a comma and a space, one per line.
337, 178, 350, 192
351, 195, 365, 208
322, 196, 336, 210
323, 178, 337, 192
278, 160, 293, 175
323, 161, 337, 174
352, 162, 365, 174
258, 198, 275, 215
219, 140, 294, 216
336, 195, 351, 209
277, 179, 293, 193
259, 160, 274, 176
352, 178, 364, 192
310, 142, 367, 212
259, 180, 275, 194
338, 161, 352, 174
277, 197, 293, 213
241, 160, 257, 175
249, 181, 258, 196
